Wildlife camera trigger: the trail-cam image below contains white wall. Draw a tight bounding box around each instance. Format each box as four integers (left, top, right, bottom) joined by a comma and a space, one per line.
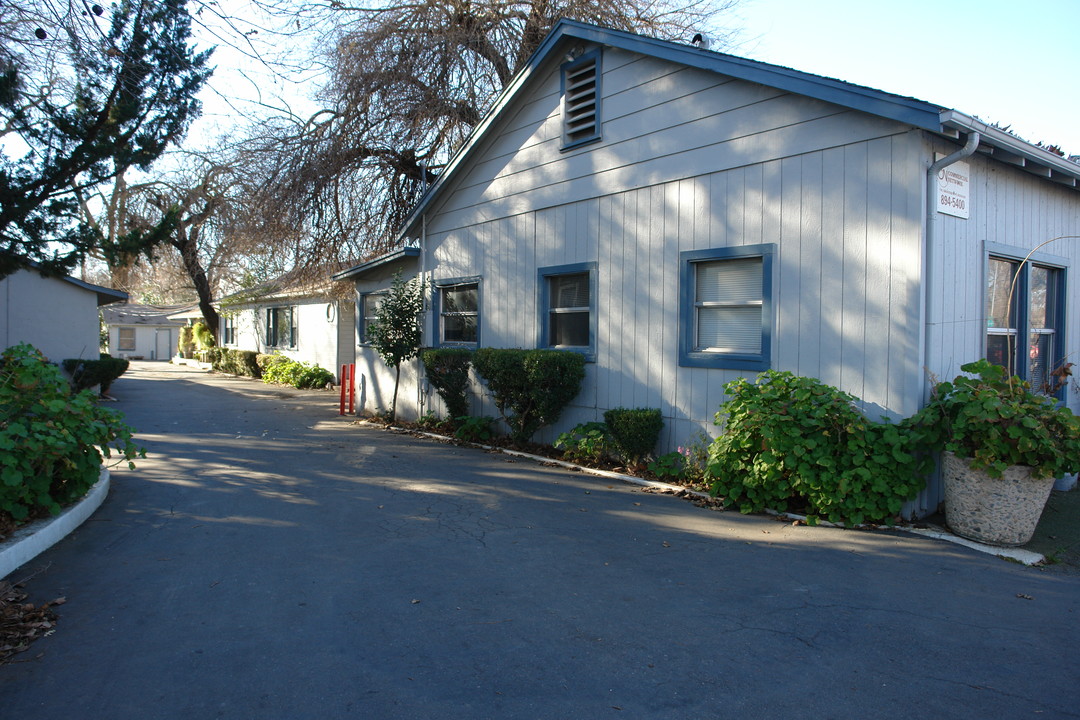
109, 325, 177, 360
221, 296, 348, 381
0, 269, 102, 363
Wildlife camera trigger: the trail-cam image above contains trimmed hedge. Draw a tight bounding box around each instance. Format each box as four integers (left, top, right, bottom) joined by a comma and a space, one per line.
62, 356, 130, 394
603, 407, 663, 464
421, 348, 473, 419
472, 348, 586, 444
210, 348, 261, 378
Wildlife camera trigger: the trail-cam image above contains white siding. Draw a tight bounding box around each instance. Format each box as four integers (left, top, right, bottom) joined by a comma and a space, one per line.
0, 270, 103, 364
223, 296, 347, 382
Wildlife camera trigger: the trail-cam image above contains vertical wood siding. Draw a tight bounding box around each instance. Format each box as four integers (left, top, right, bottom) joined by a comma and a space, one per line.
924, 138, 1080, 406
414, 48, 930, 447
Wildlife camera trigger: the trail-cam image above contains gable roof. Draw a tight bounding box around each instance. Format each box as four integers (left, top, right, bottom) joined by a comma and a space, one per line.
398, 19, 1079, 239
100, 303, 187, 326
19, 262, 128, 306
218, 264, 353, 306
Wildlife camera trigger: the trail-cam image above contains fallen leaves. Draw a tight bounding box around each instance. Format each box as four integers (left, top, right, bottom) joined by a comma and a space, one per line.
0, 581, 65, 664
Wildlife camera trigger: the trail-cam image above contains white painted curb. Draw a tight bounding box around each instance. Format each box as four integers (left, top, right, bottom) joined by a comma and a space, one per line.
0, 468, 110, 580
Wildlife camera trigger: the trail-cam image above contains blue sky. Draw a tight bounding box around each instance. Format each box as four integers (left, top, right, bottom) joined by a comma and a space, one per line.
729, 0, 1079, 156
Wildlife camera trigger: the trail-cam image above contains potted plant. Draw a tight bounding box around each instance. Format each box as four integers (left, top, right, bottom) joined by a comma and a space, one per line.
918, 359, 1080, 546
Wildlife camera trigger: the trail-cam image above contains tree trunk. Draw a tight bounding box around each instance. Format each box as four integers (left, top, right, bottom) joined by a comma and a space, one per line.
172, 223, 219, 336
390, 362, 401, 423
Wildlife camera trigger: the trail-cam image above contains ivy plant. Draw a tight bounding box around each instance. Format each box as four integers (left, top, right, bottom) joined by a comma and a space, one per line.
0, 344, 144, 521
916, 359, 1080, 479
707, 370, 930, 525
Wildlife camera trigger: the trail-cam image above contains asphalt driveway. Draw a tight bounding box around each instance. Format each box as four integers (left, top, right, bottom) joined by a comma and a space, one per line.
2, 361, 1078, 718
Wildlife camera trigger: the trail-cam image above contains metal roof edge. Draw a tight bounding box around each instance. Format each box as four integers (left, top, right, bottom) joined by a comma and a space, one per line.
332, 246, 421, 281
939, 110, 1080, 186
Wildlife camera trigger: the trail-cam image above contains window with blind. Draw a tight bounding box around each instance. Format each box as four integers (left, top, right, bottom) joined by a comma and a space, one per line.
561, 49, 601, 149
539, 262, 596, 359
679, 245, 774, 370
221, 316, 236, 346
986, 252, 1064, 395
118, 327, 136, 351
359, 292, 386, 344
436, 279, 480, 346
266, 306, 296, 348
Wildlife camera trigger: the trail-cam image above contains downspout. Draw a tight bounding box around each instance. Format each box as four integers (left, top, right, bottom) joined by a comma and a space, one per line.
920, 130, 980, 403
417, 159, 429, 418
418, 211, 428, 418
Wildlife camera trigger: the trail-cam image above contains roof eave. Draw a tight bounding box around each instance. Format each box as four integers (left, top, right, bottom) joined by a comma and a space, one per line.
397, 20, 946, 239
332, 247, 421, 281
939, 110, 1080, 188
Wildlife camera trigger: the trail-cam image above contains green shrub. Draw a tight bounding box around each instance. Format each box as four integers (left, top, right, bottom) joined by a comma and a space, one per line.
178, 326, 195, 358
256, 353, 285, 373
472, 348, 586, 444
555, 422, 611, 464
1, 344, 143, 521
192, 321, 215, 350
210, 349, 261, 378
455, 415, 495, 443
62, 356, 130, 394
604, 408, 663, 465
649, 451, 686, 481
262, 357, 335, 389
421, 348, 473, 419
707, 370, 928, 525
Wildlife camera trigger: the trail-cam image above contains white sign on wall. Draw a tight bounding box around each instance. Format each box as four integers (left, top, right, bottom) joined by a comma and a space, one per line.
936, 155, 970, 219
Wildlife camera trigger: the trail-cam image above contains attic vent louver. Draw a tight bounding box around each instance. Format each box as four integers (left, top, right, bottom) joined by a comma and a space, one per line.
561, 49, 601, 149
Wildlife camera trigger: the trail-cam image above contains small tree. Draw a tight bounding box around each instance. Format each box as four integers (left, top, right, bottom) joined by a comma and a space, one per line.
367, 270, 425, 421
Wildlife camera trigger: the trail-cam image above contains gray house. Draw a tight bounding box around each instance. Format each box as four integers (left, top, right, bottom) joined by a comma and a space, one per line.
1, 266, 127, 363
336, 21, 1080, 516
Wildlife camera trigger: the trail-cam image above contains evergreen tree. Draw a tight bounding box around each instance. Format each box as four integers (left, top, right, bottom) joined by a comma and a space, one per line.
0, 0, 212, 279
367, 270, 425, 422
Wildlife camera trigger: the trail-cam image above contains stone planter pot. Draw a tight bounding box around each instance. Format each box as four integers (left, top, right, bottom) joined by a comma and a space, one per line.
942, 451, 1056, 546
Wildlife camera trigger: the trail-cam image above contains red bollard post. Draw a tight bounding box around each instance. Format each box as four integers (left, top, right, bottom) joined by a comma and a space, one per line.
347, 364, 355, 414
339, 364, 347, 415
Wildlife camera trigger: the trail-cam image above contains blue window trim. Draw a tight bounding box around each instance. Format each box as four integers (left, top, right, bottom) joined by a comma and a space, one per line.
560, 48, 602, 151
432, 275, 482, 348
679, 244, 775, 371
539, 261, 597, 362
984, 242, 1069, 396
358, 290, 387, 346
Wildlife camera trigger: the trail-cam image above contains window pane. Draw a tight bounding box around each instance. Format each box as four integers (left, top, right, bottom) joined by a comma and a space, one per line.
697, 258, 761, 303
697, 306, 761, 353
986, 258, 1017, 329
443, 285, 478, 313
444, 315, 478, 343
551, 274, 589, 309
551, 310, 589, 347
1029, 332, 1052, 393
1029, 266, 1054, 330
986, 333, 1013, 370
119, 327, 136, 351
